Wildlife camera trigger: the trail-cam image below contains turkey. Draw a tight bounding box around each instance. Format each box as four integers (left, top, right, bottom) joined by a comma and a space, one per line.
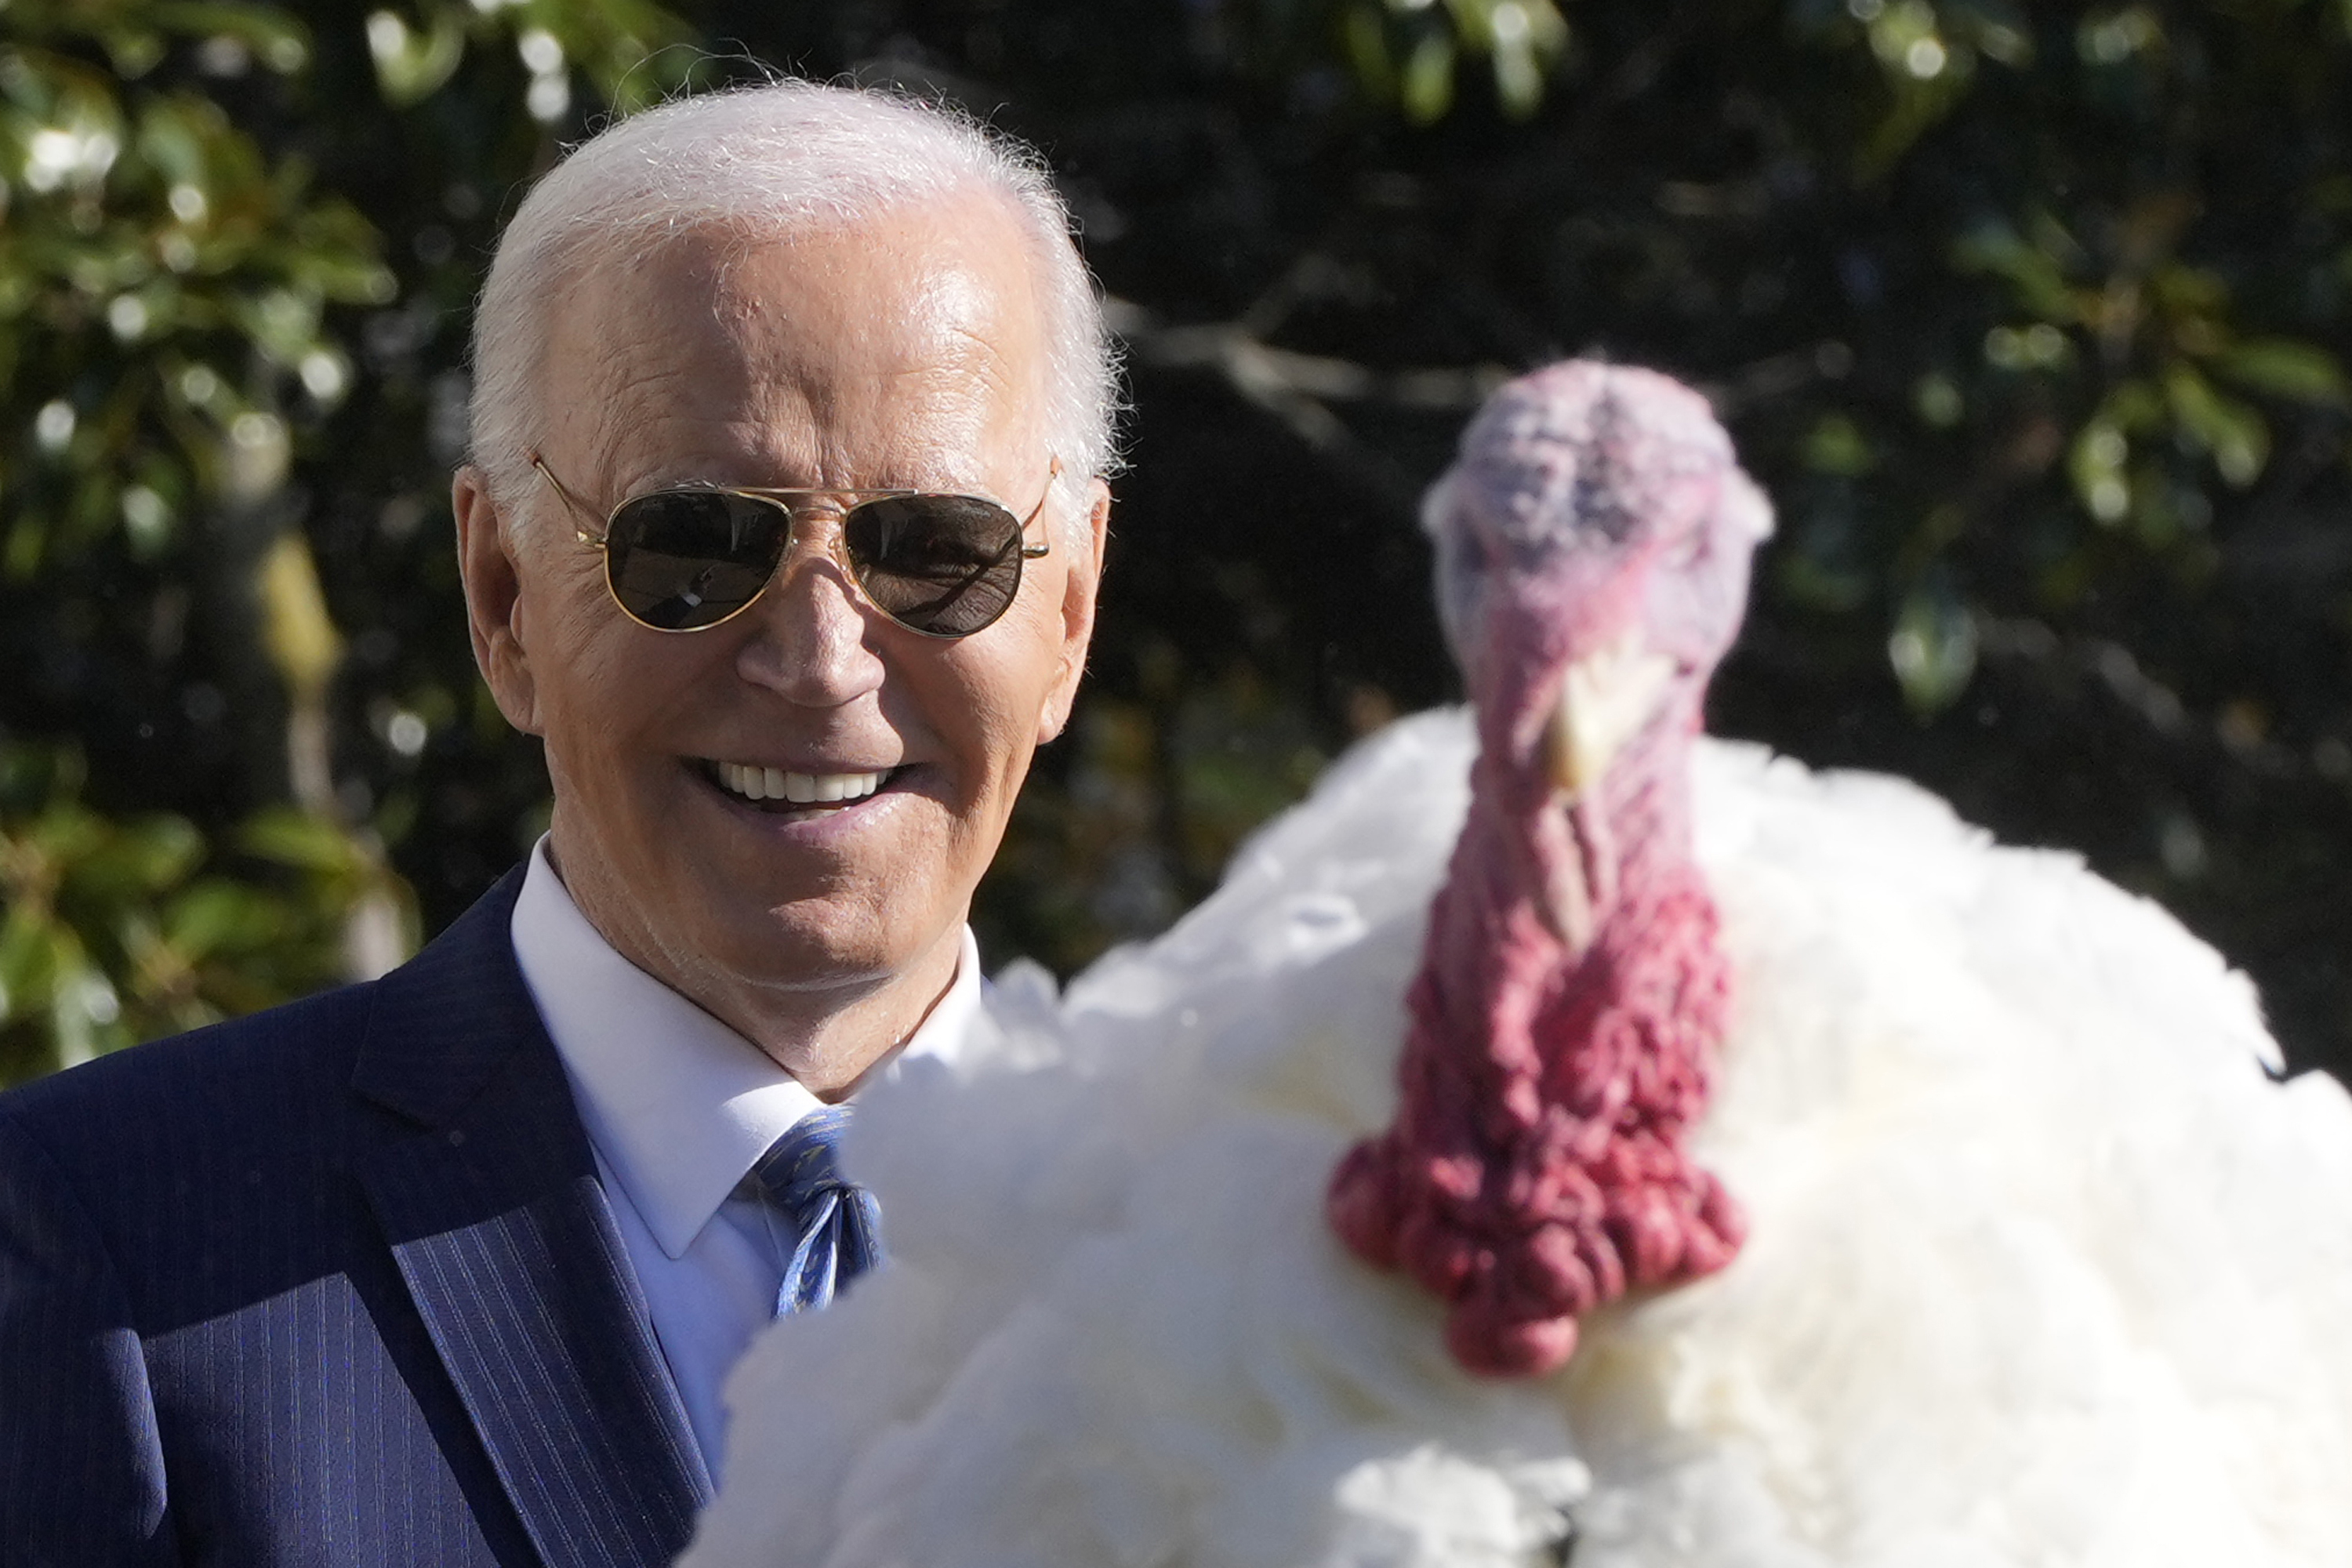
681, 362, 2352, 1568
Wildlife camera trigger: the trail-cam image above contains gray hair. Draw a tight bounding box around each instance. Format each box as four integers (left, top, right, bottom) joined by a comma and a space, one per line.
466, 79, 1122, 547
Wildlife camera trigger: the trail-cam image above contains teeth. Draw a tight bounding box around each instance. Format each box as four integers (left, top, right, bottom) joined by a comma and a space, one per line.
714, 761, 886, 807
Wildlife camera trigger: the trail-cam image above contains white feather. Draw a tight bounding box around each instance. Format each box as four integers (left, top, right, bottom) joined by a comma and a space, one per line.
683, 711, 2352, 1568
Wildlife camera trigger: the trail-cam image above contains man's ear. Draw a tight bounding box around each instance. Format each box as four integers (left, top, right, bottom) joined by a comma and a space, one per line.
452, 464, 543, 735
1036, 477, 1111, 746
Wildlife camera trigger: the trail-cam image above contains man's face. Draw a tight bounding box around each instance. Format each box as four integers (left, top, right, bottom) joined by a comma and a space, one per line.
457, 192, 1104, 1086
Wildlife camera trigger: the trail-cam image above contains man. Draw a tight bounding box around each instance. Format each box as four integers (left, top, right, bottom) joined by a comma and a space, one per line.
0, 81, 1114, 1566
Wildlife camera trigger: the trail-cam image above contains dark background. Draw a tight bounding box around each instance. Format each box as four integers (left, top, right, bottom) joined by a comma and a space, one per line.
4, 0, 2348, 1084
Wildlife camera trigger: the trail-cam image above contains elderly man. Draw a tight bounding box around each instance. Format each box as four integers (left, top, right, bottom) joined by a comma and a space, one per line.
0, 81, 1112, 1566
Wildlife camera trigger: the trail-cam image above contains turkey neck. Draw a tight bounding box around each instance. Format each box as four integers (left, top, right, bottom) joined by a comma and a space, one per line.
1327, 693, 1745, 1377
1438, 692, 1718, 1137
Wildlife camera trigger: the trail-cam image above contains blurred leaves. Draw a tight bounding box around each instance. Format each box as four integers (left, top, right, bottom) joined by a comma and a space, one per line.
5, 0, 2352, 1085
1339, 0, 1570, 123
364, 0, 692, 115
0, 741, 408, 1080
944, 0, 2352, 1069
983, 654, 1337, 967
0, 0, 688, 1085
1951, 195, 2343, 551
2, 10, 394, 595
2215, 338, 2348, 408
1886, 579, 1978, 717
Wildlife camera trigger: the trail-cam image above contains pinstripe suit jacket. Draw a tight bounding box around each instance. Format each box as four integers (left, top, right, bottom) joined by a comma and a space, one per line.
0, 869, 713, 1566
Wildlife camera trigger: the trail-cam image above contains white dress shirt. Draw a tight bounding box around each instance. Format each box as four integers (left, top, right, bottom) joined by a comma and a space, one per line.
507, 837, 979, 1483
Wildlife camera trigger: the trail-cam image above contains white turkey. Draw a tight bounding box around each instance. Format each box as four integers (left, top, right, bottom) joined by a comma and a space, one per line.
681, 361, 2352, 1567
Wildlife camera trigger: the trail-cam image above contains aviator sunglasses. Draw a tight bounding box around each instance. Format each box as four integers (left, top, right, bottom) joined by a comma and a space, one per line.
529, 452, 1058, 637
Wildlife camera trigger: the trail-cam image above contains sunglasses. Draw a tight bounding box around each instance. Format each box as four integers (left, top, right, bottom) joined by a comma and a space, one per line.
529, 453, 1058, 637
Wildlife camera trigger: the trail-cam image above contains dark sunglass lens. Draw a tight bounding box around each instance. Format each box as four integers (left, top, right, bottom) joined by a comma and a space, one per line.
846, 495, 1025, 636
606, 492, 789, 630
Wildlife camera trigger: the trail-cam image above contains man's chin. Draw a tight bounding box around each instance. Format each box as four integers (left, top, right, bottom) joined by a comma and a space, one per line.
670, 880, 953, 997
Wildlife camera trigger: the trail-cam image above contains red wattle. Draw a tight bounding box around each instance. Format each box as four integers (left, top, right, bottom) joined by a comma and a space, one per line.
1327, 762, 1742, 1378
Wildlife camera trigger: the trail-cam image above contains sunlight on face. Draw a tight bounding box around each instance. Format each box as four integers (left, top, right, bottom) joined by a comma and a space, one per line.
482, 191, 1102, 1090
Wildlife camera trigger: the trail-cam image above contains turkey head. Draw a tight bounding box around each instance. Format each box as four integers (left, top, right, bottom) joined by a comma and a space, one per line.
1328, 361, 1773, 1377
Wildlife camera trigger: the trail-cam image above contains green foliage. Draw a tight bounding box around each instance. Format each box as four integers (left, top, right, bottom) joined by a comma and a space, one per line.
0, 740, 403, 1080
360, 0, 691, 112
916, 0, 2352, 1069
986, 650, 1336, 964
5, 0, 2352, 1084
0, 0, 691, 1086
3, 16, 389, 565
1338, 0, 1570, 123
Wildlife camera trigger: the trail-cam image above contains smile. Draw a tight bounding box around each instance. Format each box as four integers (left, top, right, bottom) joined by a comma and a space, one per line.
705, 760, 896, 808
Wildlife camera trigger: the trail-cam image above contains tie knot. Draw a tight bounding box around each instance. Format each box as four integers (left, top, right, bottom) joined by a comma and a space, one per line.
754, 1105, 855, 1223
750, 1105, 884, 1316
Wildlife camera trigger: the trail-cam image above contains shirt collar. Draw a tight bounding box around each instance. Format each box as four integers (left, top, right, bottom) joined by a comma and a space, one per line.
509, 836, 979, 1260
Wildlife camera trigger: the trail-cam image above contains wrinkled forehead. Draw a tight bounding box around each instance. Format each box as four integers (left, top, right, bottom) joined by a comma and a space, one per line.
539, 194, 1051, 485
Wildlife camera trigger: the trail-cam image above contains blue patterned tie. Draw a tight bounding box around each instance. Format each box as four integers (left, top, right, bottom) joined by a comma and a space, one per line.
751, 1105, 884, 1316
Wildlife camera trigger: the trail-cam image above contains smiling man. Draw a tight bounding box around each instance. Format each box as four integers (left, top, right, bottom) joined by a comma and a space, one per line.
0, 82, 1115, 1567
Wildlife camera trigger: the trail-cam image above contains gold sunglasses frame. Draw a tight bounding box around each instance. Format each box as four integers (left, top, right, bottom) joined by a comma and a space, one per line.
528, 452, 1057, 637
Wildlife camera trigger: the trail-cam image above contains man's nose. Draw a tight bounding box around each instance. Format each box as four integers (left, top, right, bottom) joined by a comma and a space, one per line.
733, 543, 889, 706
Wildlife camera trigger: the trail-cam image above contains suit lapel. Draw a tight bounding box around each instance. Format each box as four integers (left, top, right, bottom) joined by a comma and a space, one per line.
352, 873, 713, 1568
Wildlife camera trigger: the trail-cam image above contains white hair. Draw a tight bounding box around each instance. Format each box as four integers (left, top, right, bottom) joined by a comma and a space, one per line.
466, 79, 1122, 548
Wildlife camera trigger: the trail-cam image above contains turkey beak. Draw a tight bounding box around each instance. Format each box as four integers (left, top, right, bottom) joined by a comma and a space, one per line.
1544, 630, 1677, 800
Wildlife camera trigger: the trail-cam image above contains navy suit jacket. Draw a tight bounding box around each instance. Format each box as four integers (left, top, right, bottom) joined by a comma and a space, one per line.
0, 869, 713, 1566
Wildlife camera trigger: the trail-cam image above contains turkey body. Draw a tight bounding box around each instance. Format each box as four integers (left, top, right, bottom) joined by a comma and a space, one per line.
682, 710, 2352, 1568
